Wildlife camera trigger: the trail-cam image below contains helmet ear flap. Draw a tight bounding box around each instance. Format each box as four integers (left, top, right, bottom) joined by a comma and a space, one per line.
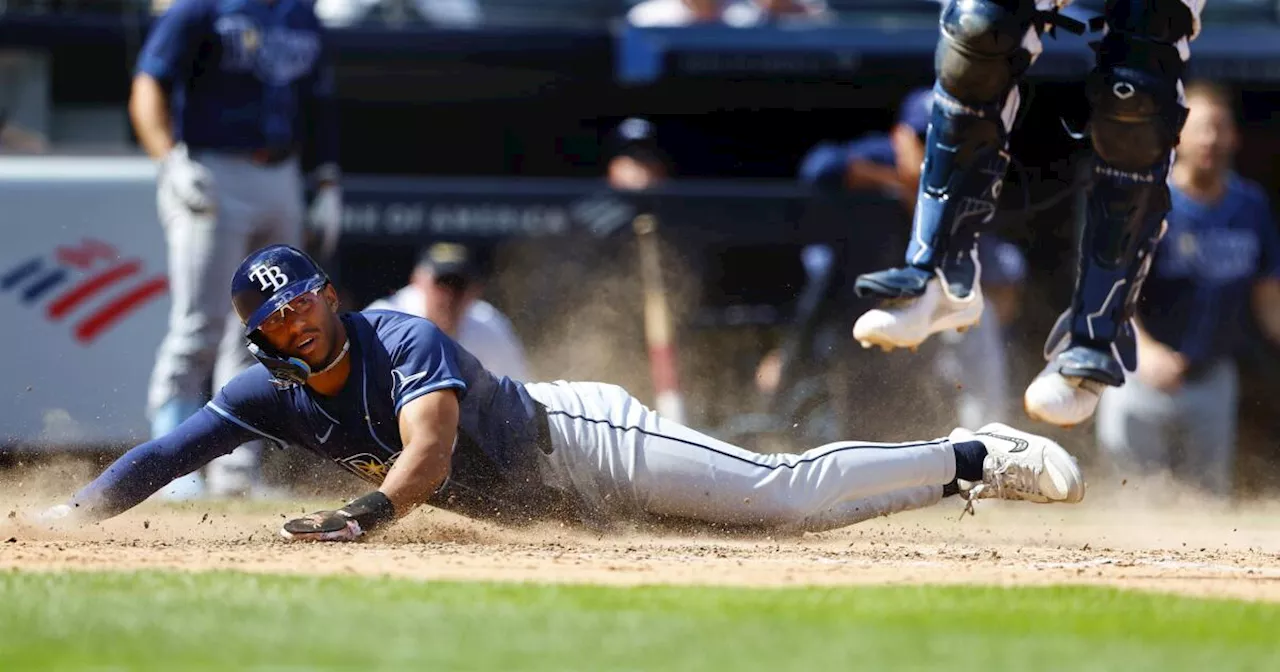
246, 331, 312, 389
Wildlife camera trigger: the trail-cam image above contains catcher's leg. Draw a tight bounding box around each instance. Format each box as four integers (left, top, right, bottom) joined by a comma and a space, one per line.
853, 0, 1060, 351
1025, 0, 1201, 427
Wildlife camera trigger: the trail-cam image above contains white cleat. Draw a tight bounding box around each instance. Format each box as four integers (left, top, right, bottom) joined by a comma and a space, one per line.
1023, 371, 1106, 428
852, 270, 984, 352
950, 422, 1086, 505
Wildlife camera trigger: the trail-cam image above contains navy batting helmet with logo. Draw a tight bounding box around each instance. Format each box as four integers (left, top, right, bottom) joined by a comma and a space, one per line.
231, 244, 332, 388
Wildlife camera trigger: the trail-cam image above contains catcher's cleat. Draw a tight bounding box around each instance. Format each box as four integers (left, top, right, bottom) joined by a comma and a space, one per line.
952, 423, 1086, 511
1023, 343, 1121, 428
853, 267, 983, 352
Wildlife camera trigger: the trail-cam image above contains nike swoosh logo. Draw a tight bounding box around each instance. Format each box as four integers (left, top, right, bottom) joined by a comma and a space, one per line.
981, 432, 1029, 453
316, 424, 334, 444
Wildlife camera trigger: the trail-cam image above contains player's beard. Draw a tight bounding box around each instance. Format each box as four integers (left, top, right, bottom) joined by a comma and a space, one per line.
311, 316, 349, 372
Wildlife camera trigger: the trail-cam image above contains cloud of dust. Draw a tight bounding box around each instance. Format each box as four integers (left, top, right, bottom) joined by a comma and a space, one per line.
0, 452, 102, 512
487, 232, 716, 415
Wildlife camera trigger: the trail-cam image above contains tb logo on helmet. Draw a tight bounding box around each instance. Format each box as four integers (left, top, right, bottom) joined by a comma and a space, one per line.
249, 264, 290, 292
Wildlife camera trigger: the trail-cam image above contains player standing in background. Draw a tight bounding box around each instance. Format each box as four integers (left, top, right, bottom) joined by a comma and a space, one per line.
36, 245, 1085, 539
129, 0, 342, 499
798, 87, 1027, 429
365, 242, 531, 382
851, 0, 1205, 428
1095, 82, 1280, 497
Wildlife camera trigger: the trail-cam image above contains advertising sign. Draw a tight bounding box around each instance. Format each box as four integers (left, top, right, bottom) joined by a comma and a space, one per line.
0, 157, 169, 450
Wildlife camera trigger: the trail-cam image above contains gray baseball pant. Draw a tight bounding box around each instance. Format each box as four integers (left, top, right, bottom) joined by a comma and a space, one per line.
524, 381, 953, 532
1095, 358, 1239, 497
147, 149, 304, 496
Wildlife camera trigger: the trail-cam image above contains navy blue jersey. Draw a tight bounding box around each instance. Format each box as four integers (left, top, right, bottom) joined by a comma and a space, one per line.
799, 133, 897, 190
71, 311, 551, 520
136, 0, 338, 164
1139, 174, 1280, 368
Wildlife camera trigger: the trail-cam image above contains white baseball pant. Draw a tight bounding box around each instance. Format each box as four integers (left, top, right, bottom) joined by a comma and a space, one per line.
524, 381, 956, 532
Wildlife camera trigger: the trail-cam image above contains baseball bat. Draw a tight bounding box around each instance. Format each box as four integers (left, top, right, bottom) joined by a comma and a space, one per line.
633, 214, 687, 424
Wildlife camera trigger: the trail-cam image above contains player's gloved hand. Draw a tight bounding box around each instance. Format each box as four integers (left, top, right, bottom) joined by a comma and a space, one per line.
160, 144, 215, 214
280, 509, 364, 542
279, 491, 395, 543
308, 180, 343, 260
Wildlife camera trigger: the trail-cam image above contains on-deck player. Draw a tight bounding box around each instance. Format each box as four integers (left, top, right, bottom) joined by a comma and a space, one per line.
38, 246, 1085, 540
851, 0, 1205, 428
131, 0, 342, 498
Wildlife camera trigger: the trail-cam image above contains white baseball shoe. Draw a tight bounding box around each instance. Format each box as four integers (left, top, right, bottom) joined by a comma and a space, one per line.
950, 422, 1086, 505
852, 270, 984, 352
1023, 371, 1106, 428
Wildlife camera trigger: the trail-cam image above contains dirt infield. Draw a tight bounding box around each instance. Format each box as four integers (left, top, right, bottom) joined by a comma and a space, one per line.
5, 479, 1280, 602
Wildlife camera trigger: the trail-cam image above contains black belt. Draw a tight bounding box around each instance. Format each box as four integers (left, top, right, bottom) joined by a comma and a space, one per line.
189, 146, 295, 166
245, 147, 296, 166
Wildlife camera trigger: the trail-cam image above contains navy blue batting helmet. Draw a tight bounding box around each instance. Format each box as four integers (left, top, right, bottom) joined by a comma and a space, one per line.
232, 244, 330, 338
232, 245, 333, 388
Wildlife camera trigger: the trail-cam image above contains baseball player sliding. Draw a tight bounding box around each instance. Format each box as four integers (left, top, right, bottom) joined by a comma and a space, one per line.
130, 0, 342, 498
39, 246, 1084, 540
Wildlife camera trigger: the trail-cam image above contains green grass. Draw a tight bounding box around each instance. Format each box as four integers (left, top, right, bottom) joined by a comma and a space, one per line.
1, 570, 1277, 671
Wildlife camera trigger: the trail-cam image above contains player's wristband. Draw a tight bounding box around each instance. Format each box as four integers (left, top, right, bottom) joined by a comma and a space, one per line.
338, 491, 396, 533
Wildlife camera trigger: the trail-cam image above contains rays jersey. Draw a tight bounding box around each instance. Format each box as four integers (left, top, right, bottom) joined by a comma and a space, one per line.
137, 0, 337, 161
71, 311, 556, 520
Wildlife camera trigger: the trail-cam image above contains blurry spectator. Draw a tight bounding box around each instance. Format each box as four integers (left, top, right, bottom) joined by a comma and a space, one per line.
0, 51, 49, 154
313, 0, 379, 26
0, 111, 48, 154
366, 242, 531, 381
627, 0, 727, 27
606, 117, 672, 191
723, 0, 833, 26
412, 0, 483, 26
313, 0, 482, 28
791, 87, 1027, 427
1095, 82, 1280, 497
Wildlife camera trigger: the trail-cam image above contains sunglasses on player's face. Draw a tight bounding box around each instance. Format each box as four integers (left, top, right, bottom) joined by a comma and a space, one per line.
260, 288, 324, 334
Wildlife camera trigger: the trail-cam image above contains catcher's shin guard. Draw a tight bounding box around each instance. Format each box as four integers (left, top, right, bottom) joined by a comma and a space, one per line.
1048, 0, 1198, 383
1025, 0, 1199, 427
856, 0, 1081, 301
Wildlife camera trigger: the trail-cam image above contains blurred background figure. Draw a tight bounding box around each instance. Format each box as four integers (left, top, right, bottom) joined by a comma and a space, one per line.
367, 242, 530, 381
136, 0, 343, 500
627, 0, 727, 27
794, 87, 1027, 428
313, 0, 482, 28
1095, 81, 1280, 498
723, 0, 832, 26
0, 50, 49, 154
606, 117, 672, 192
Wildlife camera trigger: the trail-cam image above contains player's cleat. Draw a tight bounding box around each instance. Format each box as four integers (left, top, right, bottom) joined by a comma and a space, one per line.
852, 267, 984, 351
1023, 342, 1121, 427
952, 422, 1086, 505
